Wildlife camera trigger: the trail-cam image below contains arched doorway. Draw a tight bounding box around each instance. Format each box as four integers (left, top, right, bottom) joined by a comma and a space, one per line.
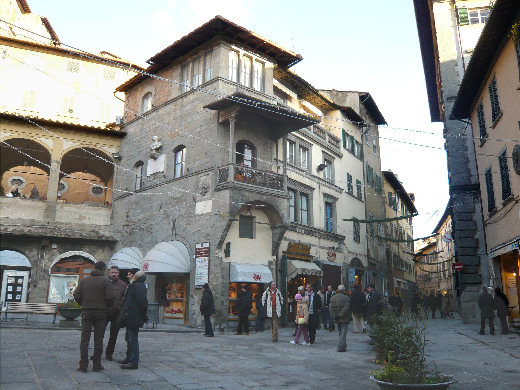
0, 250, 32, 309
47, 252, 97, 303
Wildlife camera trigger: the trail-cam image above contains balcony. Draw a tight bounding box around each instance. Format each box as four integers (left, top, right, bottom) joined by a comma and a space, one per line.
216, 164, 286, 196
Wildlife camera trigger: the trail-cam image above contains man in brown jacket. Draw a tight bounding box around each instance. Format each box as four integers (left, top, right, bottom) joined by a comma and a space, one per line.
73, 261, 114, 372
104, 265, 127, 361
329, 285, 351, 352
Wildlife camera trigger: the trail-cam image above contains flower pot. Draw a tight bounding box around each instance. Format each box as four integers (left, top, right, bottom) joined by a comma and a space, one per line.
369, 375, 456, 390
59, 307, 82, 320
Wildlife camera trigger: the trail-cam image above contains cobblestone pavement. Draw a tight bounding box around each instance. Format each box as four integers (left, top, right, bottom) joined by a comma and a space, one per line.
0, 318, 518, 390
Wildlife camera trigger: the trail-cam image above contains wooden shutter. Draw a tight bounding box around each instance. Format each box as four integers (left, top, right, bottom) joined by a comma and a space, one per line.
488, 77, 501, 123
477, 103, 487, 141
342, 129, 347, 148
457, 8, 469, 25
498, 151, 511, 200
239, 215, 254, 238
485, 169, 495, 211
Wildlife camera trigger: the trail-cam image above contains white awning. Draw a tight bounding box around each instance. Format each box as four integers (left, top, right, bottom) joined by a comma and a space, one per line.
287, 260, 322, 280
489, 239, 519, 258
0, 250, 31, 267
108, 247, 144, 269
142, 241, 190, 273
230, 263, 273, 283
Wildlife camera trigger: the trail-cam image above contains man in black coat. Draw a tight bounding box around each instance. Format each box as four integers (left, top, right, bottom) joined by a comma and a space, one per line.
494, 287, 509, 335
478, 285, 496, 335
118, 268, 148, 369
236, 285, 252, 335
366, 283, 382, 325
305, 284, 322, 344
200, 283, 215, 337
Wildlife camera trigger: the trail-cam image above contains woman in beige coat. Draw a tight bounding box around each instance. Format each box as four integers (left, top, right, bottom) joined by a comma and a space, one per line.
290, 293, 310, 345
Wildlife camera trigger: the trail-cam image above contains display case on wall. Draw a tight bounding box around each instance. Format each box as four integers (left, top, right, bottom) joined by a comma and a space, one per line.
164, 279, 185, 319
228, 282, 263, 318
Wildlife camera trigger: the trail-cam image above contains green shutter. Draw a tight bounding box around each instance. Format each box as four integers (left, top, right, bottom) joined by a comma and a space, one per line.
457, 8, 469, 25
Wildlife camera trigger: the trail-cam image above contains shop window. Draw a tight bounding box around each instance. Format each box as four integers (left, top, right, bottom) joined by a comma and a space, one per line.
162, 278, 186, 319
239, 215, 255, 239
134, 161, 144, 190
236, 141, 255, 168
174, 146, 186, 178
228, 283, 263, 318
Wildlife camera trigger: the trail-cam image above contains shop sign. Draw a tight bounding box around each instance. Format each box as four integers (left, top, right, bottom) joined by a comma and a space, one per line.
327, 249, 336, 262
507, 277, 517, 296
195, 242, 210, 288
285, 243, 313, 261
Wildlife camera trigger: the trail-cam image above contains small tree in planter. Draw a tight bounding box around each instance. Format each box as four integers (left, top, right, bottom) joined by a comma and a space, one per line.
59, 299, 82, 320
369, 308, 455, 389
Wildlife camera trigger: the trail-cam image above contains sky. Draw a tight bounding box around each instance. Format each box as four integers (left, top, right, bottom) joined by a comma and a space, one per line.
28, 0, 449, 237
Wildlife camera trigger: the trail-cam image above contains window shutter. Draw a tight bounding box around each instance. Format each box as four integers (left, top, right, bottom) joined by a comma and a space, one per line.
498, 151, 511, 200
488, 77, 501, 123
477, 103, 487, 141
485, 169, 495, 211
457, 8, 469, 25
239, 215, 254, 238
342, 129, 347, 149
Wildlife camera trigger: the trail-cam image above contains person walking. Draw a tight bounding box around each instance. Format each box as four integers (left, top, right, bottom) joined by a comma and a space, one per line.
200, 283, 215, 337
366, 284, 382, 325
262, 281, 283, 342
329, 285, 351, 352
428, 291, 437, 319
255, 292, 265, 332
324, 285, 335, 331
73, 261, 114, 372
118, 268, 148, 369
290, 293, 310, 345
305, 284, 322, 344
494, 287, 509, 335
441, 292, 448, 319
236, 285, 252, 335
478, 285, 496, 335
435, 290, 443, 318
104, 265, 127, 361
350, 284, 366, 333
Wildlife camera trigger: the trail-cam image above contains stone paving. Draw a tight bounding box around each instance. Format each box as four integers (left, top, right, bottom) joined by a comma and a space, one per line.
0, 318, 518, 389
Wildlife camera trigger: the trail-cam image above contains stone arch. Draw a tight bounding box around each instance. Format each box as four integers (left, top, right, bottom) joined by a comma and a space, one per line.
350, 257, 364, 269
48, 251, 98, 274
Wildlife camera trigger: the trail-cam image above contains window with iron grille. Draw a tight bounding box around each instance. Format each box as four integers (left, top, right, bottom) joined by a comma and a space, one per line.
488, 76, 501, 123
477, 103, 487, 141
498, 151, 511, 200
346, 173, 353, 194
353, 219, 360, 243
485, 168, 495, 212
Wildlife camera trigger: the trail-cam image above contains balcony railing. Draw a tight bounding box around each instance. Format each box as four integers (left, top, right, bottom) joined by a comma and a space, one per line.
308, 125, 341, 150
217, 164, 286, 193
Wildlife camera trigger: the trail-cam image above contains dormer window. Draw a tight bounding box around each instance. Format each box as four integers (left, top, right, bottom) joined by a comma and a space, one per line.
141, 92, 152, 113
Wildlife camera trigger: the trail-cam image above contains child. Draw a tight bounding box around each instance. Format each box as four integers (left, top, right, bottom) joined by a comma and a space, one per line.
290, 293, 310, 345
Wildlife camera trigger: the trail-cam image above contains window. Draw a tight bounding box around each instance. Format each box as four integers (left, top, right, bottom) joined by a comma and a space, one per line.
228, 51, 239, 83
287, 140, 296, 165
457, 7, 469, 25
192, 57, 202, 88
181, 64, 190, 93
141, 92, 152, 113
289, 189, 296, 222
204, 51, 213, 82
174, 146, 186, 178
22, 90, 35, 109
324, 201, 333, 232
353, 219, 360, 243
299, 146, 309, 170
253, 60, 264, 92
241, 56, 252, 88
300, 193, 309, 225
239, 215, 255, 239
236, 141, 255, 168
369, 214, 375, 240
62, 97, 75, 114
366, 164, 374, 187
66, 61, 80, 73
469, 8, 489, 24
346, 173, 353, 194
135, 161, 144, 190
103, 68, 115, 80
488, 76, 501, 123
356, 179, 362, 200
323, 158, 333, 182
373, 138, 377, 155
498, 150, 511, 200
477, 103, 487, 141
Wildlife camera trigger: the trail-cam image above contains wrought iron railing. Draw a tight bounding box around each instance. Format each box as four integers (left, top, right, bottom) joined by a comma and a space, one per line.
217, 164, 285, 192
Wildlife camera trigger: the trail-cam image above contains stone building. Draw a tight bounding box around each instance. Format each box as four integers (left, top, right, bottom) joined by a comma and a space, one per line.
0, 0, 136, 307
111, 16, 388, 327
451, 0, 520, 322
383, 170, 417, 304
413, 0, 491, 321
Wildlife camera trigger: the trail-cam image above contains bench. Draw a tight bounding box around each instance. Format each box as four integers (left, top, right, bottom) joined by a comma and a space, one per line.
4, 302, 57, 324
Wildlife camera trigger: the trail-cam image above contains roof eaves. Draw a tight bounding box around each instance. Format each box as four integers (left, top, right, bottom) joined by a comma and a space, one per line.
40, 17, 60, 44
359, 92, 387, 125
383, 170, 418, 214
16, 0, 31, 13
432, 200, 452, 234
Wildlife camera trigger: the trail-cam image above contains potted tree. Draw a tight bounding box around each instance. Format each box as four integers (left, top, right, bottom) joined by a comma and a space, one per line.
369, 308, 455, 389
59, 299, 82, 320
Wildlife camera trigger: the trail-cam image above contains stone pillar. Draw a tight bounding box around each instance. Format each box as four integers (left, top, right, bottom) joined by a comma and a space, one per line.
228, 114, 236, 164
44, 140, 62, 220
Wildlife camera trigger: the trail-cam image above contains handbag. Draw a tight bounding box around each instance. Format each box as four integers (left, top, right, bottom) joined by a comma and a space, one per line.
298, 315, 305, 325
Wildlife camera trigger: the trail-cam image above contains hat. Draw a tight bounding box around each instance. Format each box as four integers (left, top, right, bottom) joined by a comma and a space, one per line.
295, 293, 303, 300
94, 261, 107, 270
202, 283, 209, 289
129, 268, 140, 275
367, 283, 375, 289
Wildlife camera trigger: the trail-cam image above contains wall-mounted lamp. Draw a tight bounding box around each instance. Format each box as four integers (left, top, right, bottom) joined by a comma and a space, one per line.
317, 163, 326, 172
112, 152, 122, 161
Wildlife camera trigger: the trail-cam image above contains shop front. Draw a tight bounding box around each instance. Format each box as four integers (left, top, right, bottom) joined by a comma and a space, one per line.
347, 257, 364, 291
108, 246, 144, 282
228, 263, 273, 325
320, 261, 342, 291
0, 250, 32, 310
142, 241, 190, 324
48, 252, 97, 304
490, 240, 520, 320
285, 259, 322, 324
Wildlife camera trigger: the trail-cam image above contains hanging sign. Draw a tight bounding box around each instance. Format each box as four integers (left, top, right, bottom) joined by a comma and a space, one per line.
195, 242, 210, 288
442, 233, 453, 243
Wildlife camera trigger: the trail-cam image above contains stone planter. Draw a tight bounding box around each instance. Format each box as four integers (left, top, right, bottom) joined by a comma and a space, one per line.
59, 307, 82, 320
369, 375, 456, 390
